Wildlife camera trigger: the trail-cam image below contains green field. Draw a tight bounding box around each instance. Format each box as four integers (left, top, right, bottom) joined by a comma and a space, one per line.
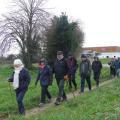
0, 64, 111, 119
100, 58, 111, 64
25, 78, 120, 120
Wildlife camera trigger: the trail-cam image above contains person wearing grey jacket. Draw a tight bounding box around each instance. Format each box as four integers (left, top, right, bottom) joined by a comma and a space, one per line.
79, 54, 92, 93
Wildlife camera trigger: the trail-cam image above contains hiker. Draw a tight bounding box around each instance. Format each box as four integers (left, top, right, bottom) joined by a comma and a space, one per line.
108, 58, 116, 77
66, 53, 78, 90
79, 54, 92, 93
53, 51, 68, 105
35, 58, 52, 107
92, 57, 102, 87
114, 57, 120, 77
8, 59, 31, 115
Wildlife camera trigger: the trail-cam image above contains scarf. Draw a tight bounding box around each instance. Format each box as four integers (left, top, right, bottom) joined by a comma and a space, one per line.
13, 65, 24, 90
39, 64, 45, 69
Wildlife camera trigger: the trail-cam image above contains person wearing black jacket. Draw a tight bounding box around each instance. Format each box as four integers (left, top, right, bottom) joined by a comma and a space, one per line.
54, 51, 68, 105
80, 54, 92, 93
8, 59, 31, 115
92, 57, 102, 87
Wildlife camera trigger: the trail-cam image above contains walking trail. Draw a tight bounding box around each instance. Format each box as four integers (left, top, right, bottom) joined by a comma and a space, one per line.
25, 79, 114, 118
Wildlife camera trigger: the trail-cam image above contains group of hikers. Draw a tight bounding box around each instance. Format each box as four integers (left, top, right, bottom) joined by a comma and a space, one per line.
10, 50, 120, 115
108, 57, 120, 77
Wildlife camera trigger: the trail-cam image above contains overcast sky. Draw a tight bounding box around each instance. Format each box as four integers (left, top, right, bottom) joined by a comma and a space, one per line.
0, 0, 120, 48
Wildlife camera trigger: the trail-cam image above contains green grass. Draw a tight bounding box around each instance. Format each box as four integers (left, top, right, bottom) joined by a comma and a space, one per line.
9, 78, 120, 120
100, 58, 110, 64
0, 64, 110, 119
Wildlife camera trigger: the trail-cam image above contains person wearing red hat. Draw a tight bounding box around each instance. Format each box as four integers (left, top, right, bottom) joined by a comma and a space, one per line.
35, 58, 52, 107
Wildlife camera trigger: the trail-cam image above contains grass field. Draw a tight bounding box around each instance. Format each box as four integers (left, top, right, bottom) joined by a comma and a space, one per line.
0, 63, 111, 119
24, 78, 120, 120
100, 58, 110, 64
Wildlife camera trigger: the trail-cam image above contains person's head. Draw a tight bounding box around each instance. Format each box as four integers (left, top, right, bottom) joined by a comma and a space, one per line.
81, 54, 87, 61
68, 53, 72, 59
39, 58, 46, 66
13, 59, 24, 68
94, 56, 99, 61
57, 51, 64, 60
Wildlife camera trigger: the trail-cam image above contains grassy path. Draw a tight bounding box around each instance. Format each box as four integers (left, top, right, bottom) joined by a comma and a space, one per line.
25, 79, 114, 118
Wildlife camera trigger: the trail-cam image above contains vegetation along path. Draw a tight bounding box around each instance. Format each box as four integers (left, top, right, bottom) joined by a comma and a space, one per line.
25, 78, 114, 118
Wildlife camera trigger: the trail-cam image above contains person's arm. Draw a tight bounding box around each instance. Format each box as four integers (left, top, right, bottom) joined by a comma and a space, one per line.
65, 60, 69, 75
24, 69, 31, 87
48, 66, 53, 85
100, 61, 102, 69
74, 58, 78, 70
8, 72, 14, 82
88, 60, 92, 75
35, 69, 40, 86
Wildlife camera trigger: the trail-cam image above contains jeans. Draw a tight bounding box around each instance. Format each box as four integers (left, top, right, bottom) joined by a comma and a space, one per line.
56, 79, 67, 102
68, 73, 77, 89
93, 71, 101, 86
15, 89, 27, 115
80, 74, 91, 92
41, 85, 51, 103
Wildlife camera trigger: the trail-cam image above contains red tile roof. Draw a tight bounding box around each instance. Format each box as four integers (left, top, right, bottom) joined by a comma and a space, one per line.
83, 46, 120, 52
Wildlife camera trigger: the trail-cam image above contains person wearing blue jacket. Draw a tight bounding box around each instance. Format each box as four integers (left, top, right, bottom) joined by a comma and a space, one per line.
8, 59, 31, 115
114, 57, 120, 77
35, 58, 52, 107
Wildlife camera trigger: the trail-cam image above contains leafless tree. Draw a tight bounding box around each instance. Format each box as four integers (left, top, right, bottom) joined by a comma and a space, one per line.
0, 0, 50, 68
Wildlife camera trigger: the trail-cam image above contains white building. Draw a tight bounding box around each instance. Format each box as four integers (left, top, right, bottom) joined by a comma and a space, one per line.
82, 46, 120, 58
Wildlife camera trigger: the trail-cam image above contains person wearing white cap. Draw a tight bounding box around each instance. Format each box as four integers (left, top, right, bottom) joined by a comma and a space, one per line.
8, 59, 31, 115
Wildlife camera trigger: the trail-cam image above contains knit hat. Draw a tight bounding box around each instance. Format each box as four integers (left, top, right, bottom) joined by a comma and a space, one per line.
81, 54, 87, 58
14, 59, 23, 65
57, 51, 63, 55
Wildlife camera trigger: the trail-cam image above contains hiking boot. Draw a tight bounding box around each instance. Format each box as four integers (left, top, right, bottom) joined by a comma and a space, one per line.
79, 91, 84, 94
39, 103, 45, 107
61, 97, 67, 102
75, 86, 77, 90
54, 101, 60, 106
47, 98, 52, 103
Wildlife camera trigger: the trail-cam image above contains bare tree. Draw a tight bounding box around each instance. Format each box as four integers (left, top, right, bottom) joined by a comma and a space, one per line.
0, 0, 50, 68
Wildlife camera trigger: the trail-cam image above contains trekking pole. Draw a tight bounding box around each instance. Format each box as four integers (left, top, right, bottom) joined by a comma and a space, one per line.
8, 82, 13, 97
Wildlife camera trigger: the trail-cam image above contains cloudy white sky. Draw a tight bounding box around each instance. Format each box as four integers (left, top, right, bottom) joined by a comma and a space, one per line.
0, 0, 120, 48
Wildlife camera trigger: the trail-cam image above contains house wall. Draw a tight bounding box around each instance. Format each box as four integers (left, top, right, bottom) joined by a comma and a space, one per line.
98, 52, 120, 58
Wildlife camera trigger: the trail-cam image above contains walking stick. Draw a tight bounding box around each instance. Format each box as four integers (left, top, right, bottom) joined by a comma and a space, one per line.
8, 82, 13, 98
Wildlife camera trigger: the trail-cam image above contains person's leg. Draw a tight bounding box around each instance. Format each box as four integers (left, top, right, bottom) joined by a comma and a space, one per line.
96, 72, 100, 86
40, 86, 47, 103
71, 73, 77, 89
113, 68, 116, 77
62, 90, 67, 101
59, 79, 64, 99
46, 86, 51, 100
16, 89, 26, 115
80, 75, 85, 93
55, 79, 61, 102
68, 74, 72, 89
94, 71, 99, 87
86, 75, 91, 91
110, 66, 112, 76
55, 79, 65, 104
